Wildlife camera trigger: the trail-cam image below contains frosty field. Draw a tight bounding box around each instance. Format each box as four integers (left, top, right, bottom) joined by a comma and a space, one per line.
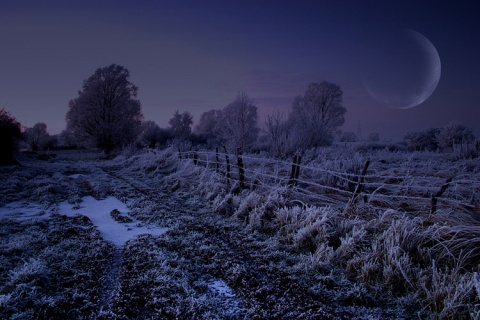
1, 148, 480, 319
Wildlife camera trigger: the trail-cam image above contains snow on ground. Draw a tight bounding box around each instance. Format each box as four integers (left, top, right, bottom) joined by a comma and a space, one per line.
0, 195, 168, 247
208, 278, 236, 298
67, 173, 83, 179
59, 196, 168, 247
206, 277, 244, 315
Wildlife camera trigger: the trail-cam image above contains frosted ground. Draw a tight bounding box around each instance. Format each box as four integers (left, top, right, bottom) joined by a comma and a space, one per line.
1, 147, 480, 319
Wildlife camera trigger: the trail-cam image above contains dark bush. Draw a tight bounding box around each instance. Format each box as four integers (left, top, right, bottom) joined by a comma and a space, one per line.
0, 108, 22, 165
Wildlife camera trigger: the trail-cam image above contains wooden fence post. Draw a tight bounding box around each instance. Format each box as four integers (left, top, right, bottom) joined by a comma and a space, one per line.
178, 148, 182, 160
295, 155, 302, 184
343, 160, 370, 214
215, 147, 220, 173
223, 145, 231, 182
193, 152, 198, 165
288, 155, 297, 186
430, 177, 453, 214
237, 147, 245, 189
288, 155, 302, 187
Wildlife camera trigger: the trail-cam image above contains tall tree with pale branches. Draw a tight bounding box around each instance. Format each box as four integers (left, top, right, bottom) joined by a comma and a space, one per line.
288, 81, 346, 150
23, 122, 50, 151
194, 109, 223, 146
221, 91, 259, 152
66, 64, 143, 155
264, 108, 289, 157
168, 110, 193, 140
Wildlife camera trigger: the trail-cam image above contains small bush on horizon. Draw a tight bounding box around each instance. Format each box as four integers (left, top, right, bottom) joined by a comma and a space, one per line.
437, 123, 476, 152
355, 142, 406, 153
403, 123, 476, 153
452, 141, 480, 160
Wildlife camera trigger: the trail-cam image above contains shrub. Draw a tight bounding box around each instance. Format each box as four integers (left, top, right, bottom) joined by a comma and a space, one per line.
436, 123, 476, 152
452, 141, 480, 160
339, 132, 357, 143
403, 128, 441, 151
0, 108, 21, 165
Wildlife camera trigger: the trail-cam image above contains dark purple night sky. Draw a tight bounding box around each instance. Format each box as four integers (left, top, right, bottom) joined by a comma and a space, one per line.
1, 0, 479, 140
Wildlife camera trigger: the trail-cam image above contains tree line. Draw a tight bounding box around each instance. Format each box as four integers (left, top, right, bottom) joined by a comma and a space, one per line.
11, 64, 346, 158
1, 63, 478, 165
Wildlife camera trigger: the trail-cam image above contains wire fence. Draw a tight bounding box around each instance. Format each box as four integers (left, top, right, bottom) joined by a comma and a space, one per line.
178, 149, 480, 215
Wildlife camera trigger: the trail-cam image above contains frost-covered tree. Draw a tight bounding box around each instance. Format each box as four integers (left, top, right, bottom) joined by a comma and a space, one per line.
193, 109, 223, 147
58, 129, 78, 149
288, 81, 346, 150
66, 64, 143, 155
23, 122, 50, 151
139, 121, 162, 148
221, 91, 259, 152
168, 111, 193, 140
0, 108, 21, 165
264, 108, 289, 157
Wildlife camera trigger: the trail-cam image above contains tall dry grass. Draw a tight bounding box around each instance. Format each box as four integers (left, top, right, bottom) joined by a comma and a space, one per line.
134, 148, 480, 318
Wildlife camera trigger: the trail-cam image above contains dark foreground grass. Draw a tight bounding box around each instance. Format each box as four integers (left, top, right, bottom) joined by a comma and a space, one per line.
0, 214, 112, 319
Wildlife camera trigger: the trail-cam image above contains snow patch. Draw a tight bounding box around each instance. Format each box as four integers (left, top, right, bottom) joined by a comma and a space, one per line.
58, 196, 168, 247
67, 174, 83, 179
208, 279, 236, 298
207, 277, 245, 315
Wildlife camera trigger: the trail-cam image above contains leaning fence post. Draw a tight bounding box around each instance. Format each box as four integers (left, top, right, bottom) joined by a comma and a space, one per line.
288, 155, 297, 187
343, 160, 370, 214
215, 147, 220, 173
294, 155, 302, 184
430, 177, 454, 214
193, 152, 198, 165
237, 147, 245, 189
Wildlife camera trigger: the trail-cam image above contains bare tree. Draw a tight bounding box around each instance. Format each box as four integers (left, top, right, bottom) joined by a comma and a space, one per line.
66, 64, 143, 155
169, 110, 193, 140
23, 122, 50, 151
58, 129, 78, 149
139, 121, 162, 148
193, 109, 223, 147
221, 91, 259, 152
288, 81, 346, 150
0, 108, 21, 165
264, 108, 289, 157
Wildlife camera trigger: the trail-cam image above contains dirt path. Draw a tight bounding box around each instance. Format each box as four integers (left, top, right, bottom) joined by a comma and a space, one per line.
98, 164, 345, 319
98, 247, 123, 315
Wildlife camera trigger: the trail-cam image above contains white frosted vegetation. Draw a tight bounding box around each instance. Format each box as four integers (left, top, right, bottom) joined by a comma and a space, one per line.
164, 147, 480, 318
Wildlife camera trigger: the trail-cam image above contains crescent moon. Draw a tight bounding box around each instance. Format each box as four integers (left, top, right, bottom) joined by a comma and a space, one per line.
363, 29, 441, 109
